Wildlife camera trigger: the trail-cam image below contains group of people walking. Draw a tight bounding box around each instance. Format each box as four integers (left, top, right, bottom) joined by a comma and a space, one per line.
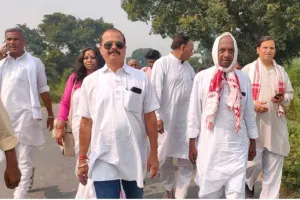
0, 26, 293, 199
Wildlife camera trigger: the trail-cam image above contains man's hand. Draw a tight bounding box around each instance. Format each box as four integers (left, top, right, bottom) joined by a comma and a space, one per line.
47, 117, 54, 131
0, 44, 8, 60
77, 161, 89, 186
4, 165, 21, 189
147, 153, 159, 178
4, 148, 21, 189
189, 138, 198, 164
55, 128, 66, 146
248, 139, 256, 161
254, 101, 268, 113
157, 120, 164, 134
271, 94, 284, 104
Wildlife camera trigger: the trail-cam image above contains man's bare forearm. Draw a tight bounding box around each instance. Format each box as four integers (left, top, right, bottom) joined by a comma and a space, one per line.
40, 92, 53, 116
5, 148, 18, 168
189, 138, 196, 147
144, 111, 158, 156
79, 117, 92, 156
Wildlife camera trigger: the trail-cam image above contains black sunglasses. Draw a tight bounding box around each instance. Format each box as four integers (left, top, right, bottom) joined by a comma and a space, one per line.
103, 41, 125, 50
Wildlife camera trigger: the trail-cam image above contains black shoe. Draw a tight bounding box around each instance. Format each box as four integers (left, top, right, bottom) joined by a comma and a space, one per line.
29, 167, 35, 191
245, 184, 254, 198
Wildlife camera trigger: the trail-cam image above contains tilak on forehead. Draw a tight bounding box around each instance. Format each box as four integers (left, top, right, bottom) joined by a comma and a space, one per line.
205, 32, 242, 133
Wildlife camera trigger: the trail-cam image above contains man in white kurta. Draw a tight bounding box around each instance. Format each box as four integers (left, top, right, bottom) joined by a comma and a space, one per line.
243, 36, 294, 199
188, 32, 258, 198
77, 28, 160, 199
151, 33, 195, 199
0, 28, 54, 199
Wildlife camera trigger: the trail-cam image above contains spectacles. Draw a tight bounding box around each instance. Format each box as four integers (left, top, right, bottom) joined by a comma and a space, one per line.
103, 41, 125, 50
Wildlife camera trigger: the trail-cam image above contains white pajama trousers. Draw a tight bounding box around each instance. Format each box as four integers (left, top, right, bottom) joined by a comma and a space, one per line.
246, 148, 284, 199
160, 157, 193, 199
199, 186, 244, 199
1, 143, 36, 199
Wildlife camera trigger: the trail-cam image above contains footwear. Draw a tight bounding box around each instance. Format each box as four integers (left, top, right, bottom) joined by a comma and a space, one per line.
29, 167, 35, 191
163, 189, 175, 199
245, 184, 254, 198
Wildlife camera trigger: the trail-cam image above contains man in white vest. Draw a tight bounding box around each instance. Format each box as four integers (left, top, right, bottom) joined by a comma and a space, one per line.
151, 33, 195, 199
0, 27, 54, 199
242, 36, 294, 199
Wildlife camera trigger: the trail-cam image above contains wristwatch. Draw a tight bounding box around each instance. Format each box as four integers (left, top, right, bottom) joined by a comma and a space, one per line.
48, 115, 55, 119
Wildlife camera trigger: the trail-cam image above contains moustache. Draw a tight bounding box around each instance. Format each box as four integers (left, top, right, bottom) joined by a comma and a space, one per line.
108, 49, 121, 55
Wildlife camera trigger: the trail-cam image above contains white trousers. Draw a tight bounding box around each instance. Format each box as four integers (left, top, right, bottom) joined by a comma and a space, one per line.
160, 157, 193, 199
12, 143, 36, 199
199, 186, 244, 199
246, 148, 284, 199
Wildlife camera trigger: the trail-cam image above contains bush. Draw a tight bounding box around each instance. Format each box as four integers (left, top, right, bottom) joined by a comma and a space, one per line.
282, 59, 300, 193
49, 68, 72, 103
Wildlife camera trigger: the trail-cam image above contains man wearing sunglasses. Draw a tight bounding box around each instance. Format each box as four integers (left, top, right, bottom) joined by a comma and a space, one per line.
151, 33, 195, 199
77, 28, 160, 199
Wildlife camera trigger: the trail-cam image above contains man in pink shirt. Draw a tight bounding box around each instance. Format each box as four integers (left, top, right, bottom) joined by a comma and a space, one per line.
141, 49, 161, 79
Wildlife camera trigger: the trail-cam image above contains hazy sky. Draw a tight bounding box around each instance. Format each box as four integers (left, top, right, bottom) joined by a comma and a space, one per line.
1, 0, 172, 56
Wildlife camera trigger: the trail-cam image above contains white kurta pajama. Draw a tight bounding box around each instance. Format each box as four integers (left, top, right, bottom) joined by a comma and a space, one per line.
0, 53, 49, 199
77, 64, 159, 189
188, 32, 258, 199
188, 68, 258, 198
151, 53, 195, 198
243, 59, 293, 199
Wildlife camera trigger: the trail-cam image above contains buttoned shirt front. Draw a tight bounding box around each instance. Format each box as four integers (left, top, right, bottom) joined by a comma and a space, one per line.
78, 64, 159, 188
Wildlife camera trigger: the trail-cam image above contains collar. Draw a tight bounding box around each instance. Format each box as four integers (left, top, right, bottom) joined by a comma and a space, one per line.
169, 53, 185, 64
7, 51, 26, 60
100, 63, 132, 74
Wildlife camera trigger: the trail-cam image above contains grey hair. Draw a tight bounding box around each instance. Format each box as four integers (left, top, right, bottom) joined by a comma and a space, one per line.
5, 27, 26, 39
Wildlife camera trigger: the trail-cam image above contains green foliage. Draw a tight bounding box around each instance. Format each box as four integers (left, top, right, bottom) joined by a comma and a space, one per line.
126, 48, 151, 67
283, 120, 300, 190
282, 59, 300, 191
188, 56, 201, 71
121, 0, 300, 65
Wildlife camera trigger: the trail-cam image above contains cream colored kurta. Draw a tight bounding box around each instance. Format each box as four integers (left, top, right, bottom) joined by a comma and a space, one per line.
243, 60, 293, 156
0, 99, 17, 151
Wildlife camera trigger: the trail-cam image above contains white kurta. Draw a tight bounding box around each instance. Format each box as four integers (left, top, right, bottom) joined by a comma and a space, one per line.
0, 53, 49, 146
151, 53, 195, 161
188, 67, 258, 195
243, 60, 293, 156
78, 64, 159, 188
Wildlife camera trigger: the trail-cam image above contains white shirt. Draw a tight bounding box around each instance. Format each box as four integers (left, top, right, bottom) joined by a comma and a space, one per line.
78, 64, 159, 188
151, 53, 195, 161
188, 67, 258, 195
0, 53, 49, 146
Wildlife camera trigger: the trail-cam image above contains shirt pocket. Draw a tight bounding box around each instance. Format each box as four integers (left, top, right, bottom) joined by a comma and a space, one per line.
123, 89, 143, 114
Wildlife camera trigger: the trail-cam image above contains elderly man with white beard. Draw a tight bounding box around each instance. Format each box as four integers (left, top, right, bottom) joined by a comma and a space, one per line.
187, 32, 258, 198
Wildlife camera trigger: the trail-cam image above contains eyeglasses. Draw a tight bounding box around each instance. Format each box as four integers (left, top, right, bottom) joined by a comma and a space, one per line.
103, 41, 125, 50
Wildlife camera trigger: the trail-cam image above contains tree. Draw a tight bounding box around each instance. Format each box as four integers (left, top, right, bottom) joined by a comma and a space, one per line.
18, 13, 113, 85
121, 0, 300, 65
126, 48, 151, 66
188, 56, 201, 71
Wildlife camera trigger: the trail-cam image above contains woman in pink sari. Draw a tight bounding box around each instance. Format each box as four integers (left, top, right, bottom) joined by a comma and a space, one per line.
55, 47, 105, 198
